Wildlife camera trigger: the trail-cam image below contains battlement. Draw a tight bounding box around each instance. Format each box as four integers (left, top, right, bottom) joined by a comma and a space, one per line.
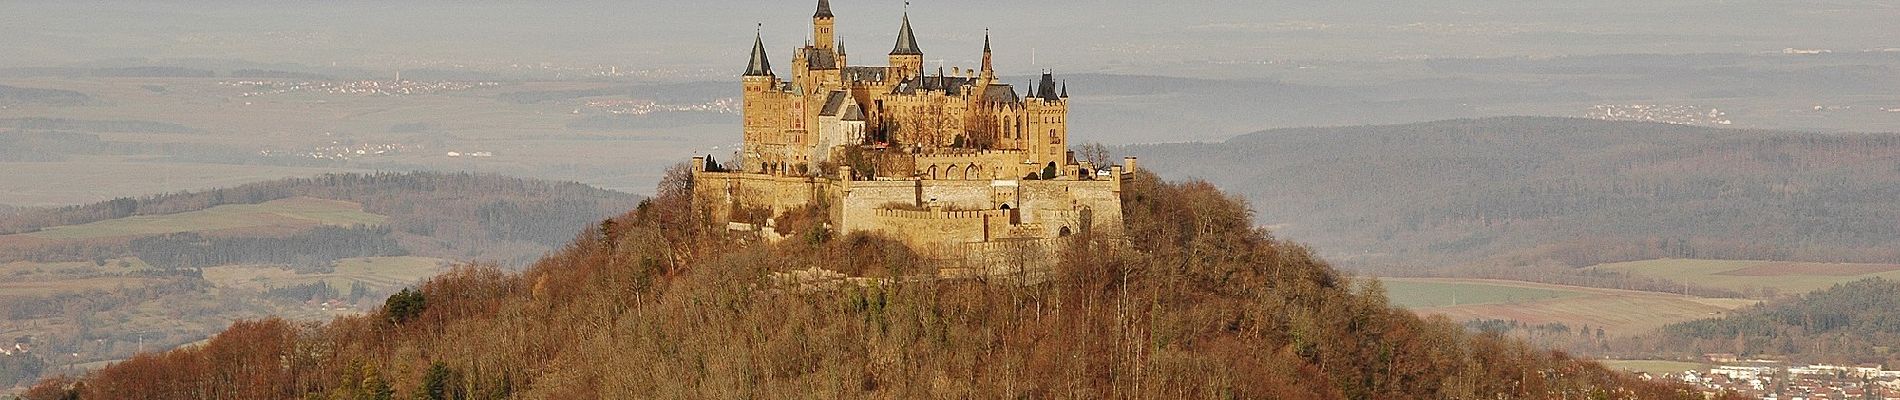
873, 208, 1010, 220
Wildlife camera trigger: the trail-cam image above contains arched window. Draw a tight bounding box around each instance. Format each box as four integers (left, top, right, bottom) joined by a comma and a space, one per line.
927, 165, 938, 179
946, 165, 961, 180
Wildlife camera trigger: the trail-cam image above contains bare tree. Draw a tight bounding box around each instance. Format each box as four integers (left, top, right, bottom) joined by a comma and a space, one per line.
1075, 142, 1112, 167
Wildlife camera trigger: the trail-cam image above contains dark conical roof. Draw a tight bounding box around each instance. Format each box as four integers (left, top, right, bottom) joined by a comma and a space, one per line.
1037, 71, 1059, 100
814, 0, 833, 18
983, 31, 992, 54
745, 31, 773, 77
890, 12, 923, 56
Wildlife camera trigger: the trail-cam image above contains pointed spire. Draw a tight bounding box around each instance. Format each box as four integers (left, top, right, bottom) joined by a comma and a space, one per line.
1060, 80, 1068, 98
745, 25, 774, 77
814, 0, 833, 18
890, 3, 923, 56
980, 29, 995, 76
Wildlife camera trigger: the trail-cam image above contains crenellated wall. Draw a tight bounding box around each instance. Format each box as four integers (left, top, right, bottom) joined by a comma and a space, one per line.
692, 157, 1129, 267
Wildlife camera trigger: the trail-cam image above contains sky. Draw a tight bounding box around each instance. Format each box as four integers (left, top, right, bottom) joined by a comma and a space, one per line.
2, 1, 1895, 77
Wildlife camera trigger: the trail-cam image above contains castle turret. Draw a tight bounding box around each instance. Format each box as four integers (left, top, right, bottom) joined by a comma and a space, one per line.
889, 9, 924, 77
744, 30, 774, 78
812, 0, 835, 50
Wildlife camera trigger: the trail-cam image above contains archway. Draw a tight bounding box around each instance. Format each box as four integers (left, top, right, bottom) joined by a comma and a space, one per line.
946, 165, 961, 180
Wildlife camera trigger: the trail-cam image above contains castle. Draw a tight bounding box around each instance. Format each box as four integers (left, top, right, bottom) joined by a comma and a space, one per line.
692, 0, 1135, 269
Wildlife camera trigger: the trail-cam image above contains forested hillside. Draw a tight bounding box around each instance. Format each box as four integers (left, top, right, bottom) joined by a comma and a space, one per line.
20, 172, 1730, 399
1641, 278, 1900, 366
0, 172, 640, 392
1125, 117, 1900, 272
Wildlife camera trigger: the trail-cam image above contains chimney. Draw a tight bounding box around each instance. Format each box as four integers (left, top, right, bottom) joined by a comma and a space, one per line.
1122, 156, 1139, 174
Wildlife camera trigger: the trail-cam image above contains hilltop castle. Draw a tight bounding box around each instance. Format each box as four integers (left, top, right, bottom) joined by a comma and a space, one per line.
692, 0, 1135, 268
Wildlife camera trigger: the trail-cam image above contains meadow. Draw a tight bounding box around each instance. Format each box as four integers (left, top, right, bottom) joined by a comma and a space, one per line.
17, 196, 383, 240
1381, 278, 1757, 336
1591, 258, 1900, 297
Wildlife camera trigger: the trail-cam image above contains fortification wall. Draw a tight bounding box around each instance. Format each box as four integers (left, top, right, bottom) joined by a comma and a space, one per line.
692, 161, 1130, 267
692, 171, 839, 224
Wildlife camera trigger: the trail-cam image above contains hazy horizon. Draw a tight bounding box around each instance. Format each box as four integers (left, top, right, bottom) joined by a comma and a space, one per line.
3, 1, 1895, 80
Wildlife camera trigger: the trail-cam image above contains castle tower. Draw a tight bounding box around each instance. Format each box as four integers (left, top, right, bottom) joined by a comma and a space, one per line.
888, 8, 924, 77
743, 29, 779, 172
812, 0, 836, 50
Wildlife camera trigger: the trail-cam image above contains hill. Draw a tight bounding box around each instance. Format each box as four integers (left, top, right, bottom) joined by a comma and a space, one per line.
1641, 278, 1900, 366
0, 172, 640, 391
1123, 117, 1900, 273
17, 172, 1726, 399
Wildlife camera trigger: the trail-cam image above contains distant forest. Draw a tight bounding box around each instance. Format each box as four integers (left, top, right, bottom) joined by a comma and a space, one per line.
0, 172, 642, 266
1127, 117, 1900, 272
1634, 278, 1900, 366
0, 85, 88, 106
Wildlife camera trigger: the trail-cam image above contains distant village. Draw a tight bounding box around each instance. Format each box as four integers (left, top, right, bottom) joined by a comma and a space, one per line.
220, 79, 499, 97
1587, 104, 1733, 126
1641, 356, 1900, 399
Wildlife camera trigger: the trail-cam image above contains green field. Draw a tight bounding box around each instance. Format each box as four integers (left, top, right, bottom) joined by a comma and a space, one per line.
1591, 258, 1900, 296
18, 196, 384, 240
1383, 279, 1585, 308
1597, 360, 1710, 375
1382, 278, 1757, 335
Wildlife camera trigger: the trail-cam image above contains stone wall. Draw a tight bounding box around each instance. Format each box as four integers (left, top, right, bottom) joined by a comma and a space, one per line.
692, 159, 1131, 271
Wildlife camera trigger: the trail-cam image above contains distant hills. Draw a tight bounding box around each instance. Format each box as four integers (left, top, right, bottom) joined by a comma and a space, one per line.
1125, 117, 1900, 271
0, 172, 640, 390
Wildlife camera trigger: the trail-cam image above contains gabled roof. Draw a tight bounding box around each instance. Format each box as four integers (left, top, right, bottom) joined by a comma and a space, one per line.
819, 91, 850, 116
744, 32, 773, 77
841, 103, 865, 121
981, 84, 1020, 104
890, 13, 923, 56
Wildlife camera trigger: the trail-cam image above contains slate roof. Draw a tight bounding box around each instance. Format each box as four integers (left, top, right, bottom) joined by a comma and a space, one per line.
806, 48, 839, 70
843, 66, 889, 83
890, 13, 923, 56
981, 84, 1020, 104
744, 33, 773, 77
894, 75, 975, 95
1035, 72, 1060, 100
819, 91, 850, 116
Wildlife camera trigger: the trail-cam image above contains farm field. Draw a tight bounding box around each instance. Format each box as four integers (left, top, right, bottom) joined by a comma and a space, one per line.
1381, 278, 1757, 336
15, 196, 384, 240
1597, 360, 1712, 375
1383, 279, 1585, 308
1590, 258, 1900, 296
202, 256, 449, 293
